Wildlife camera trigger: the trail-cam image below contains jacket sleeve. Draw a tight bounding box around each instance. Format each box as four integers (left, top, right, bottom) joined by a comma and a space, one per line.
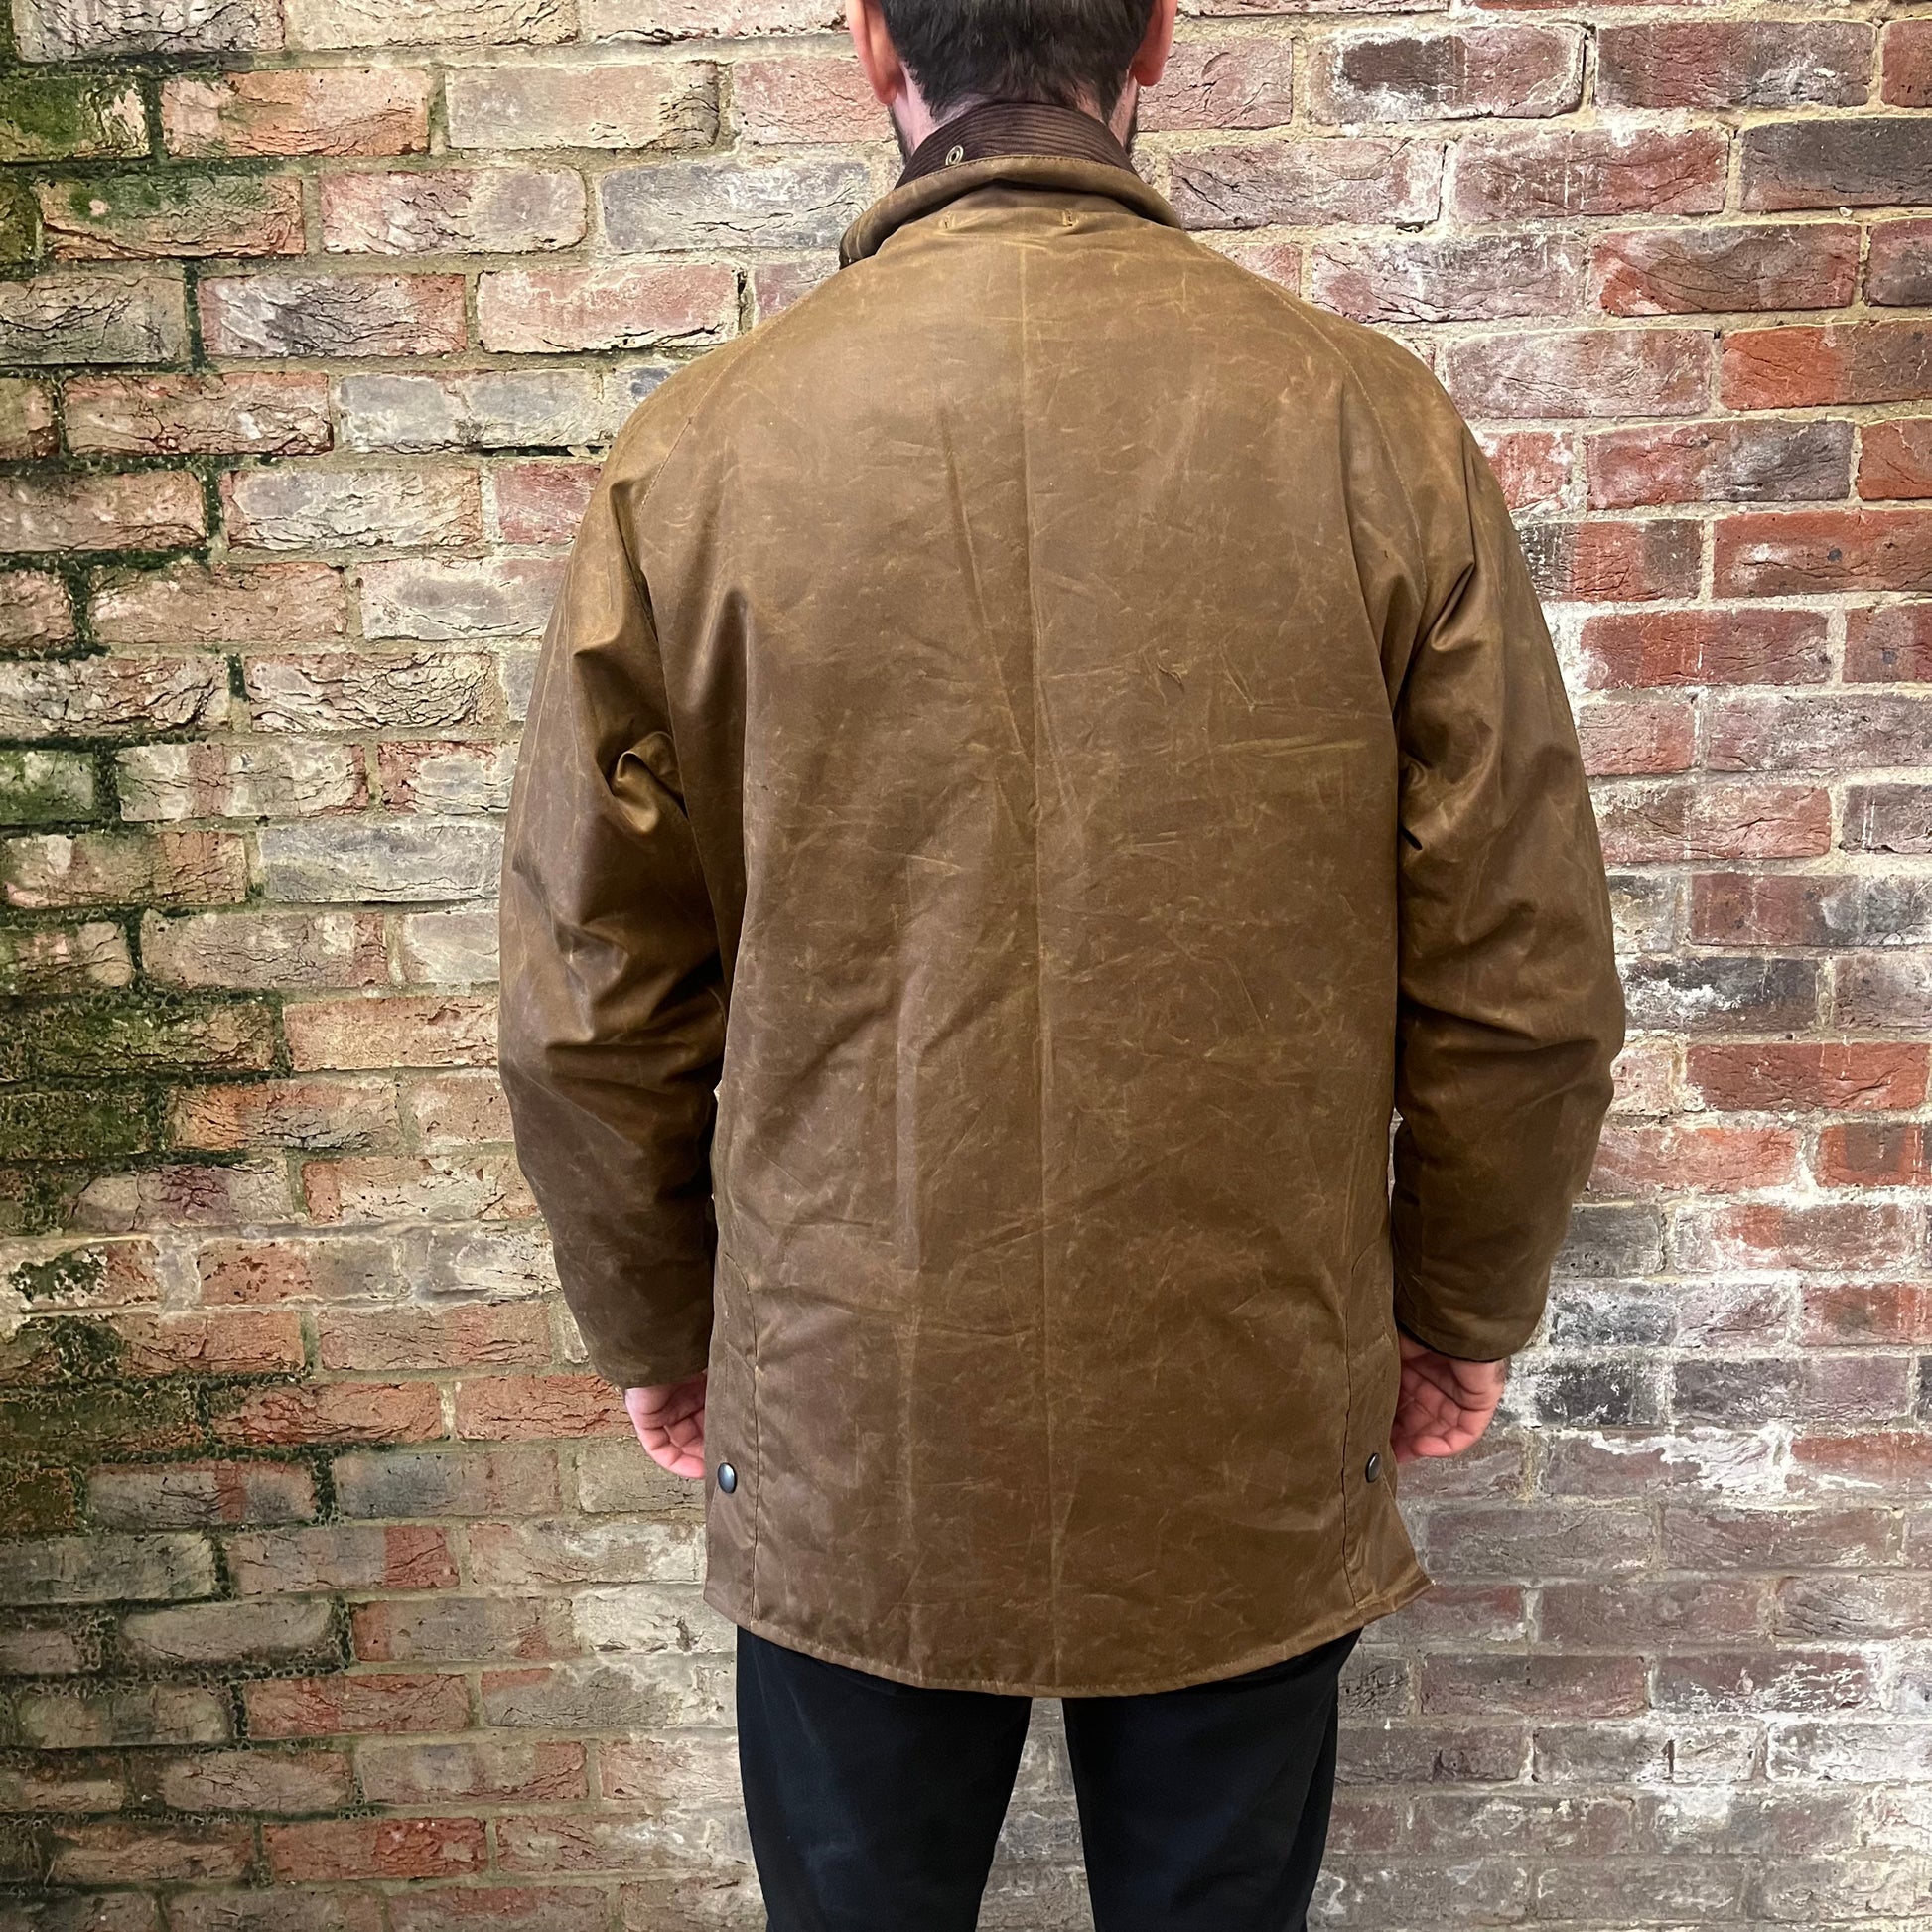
1389, 426, 1625, 1363
497, 463, 726, 1389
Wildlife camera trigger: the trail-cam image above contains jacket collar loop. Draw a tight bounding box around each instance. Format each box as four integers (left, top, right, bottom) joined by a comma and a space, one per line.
838, 98, 1183, 267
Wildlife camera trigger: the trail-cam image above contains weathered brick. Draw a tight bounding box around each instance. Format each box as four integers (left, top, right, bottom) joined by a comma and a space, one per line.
1598, 22, 1871, 109
197, 1232, 403, 1306
71, 1158, 298, 1233
4, 831, 248, 910
491, 462, 597, 545
1586, 418, 1852, 508
0, 656, 231, 741
0, 1534, 214, 1606
244, 653, 496, 734
1709, 693, 1932, 772
318, 1305, 544, 1375
477, 261, 735, 355
397, 907, 499, 984
729, 53, 877, 144
120, 741, 365, 824
1589, 1123, 1797, 1197
1444, 328, 1710, 421
0, 73, 146, 161
359, 558, 564, 640
1867, 217, 1932, 307
321, 170, 586, 255
149, 1747, 352, 1814
170, 1891, 385, 1932
244, 1671, 471, 1737
403, 1069, 511, 1147
481, 1656, 729, 1728
448, 57, 716, 150
1593, 222, 1860, 317
1816, 1121, 1932, 1186
0, 920, 135, 997
1883, 18, 1932, 105
162, 69, 431, 157
358, 1738, 584, 1805
332, 1443, 559, 1516
210, 1382, 443, 1448
48, 1819, 254, 1886
285, 0, 573, 48
16, 0, 279, 59
89, 1460, 316, 1529
1694, 870, 1932, 948
1449, 127, 1727, 221
1594, 782, 1829, 863
302, 1152, 532, 1223
264, 1817, 486, 1883
0, 379, 57, 458
1520, 518, 1702, 602
93, 560, 346, 644
448, 1374, 630, 1449
1620, 955, 1819, 1034
0, 570, 74, 644
170, 1075, 398, 1153
1746, 118, 1932, 210
225, 1524, 458, 1594
1847, 602, 1932, 682
1307, 25, 1582, 122
1677, 1202, 1920, 1276
0, 270, 187, 366
1577, 608, 1829, 688
12, 1682, 229, 1750
224, 466, 483, 552
601, 153, 867, 252
1309, 232, 1585, 325
1844, 783, 1932, 854
337, 367, 640, 453
1688, 1042, 1928, 1113
38, 173, 304, 261
66, 371, 332, 456
201, 273, 466, 358
468, 1516, 700, 1586
262, 822, 503, 905
0, 472, 205, 553
351, 1593, 574, 1663
1167, 139, 1441, 229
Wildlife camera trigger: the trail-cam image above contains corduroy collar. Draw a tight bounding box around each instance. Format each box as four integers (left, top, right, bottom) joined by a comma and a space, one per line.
838, 98, 1183, 266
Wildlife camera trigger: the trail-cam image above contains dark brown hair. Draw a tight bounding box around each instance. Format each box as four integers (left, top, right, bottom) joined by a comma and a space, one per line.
879, 0, 1157, 118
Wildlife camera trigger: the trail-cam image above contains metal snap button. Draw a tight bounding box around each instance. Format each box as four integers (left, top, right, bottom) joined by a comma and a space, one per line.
1364, 1452, 1382, 1483
943, 144, 965, 166
717, 1462, 737, 1494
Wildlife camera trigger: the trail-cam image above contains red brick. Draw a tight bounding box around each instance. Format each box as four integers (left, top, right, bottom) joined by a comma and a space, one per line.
300, 1152, 532, 1223
266, 1817, 487, 1883
201, 273, 466, 359
1883, 19, 1932, 105
39, 172, 305, 261
1676, 1201, 1921, 1275
731, 55, 897, 143
1473, 429, 1571, 510
1594, 222, 1860, 321
449, 58, 719, 150
90, 560, 346, 644
356, 1738, 586, 1804
351, 1594, 575, 1664
320, 169, 586, 256
108, 1311, 306, 1376
161, 69, 432, 156
1790, 1432, 1932, 1495
1687, 1043, 1929, 1113
1589, 1123, 1798, 1197
196, 1233, 402, 1306
1307, 25, 1582, 123
1311, 232, 1585, 326
1843, 783, 1932, 853
170, 1075, 397, 1153
211, 1382, 444, 1448
1422, 1652, 1648, 1717
1449, 127, 1727, 221
0, 472, 205, 553
477, 263, 736, 355
1723, 322, 1932, 410
1742, 119, 1932, 211
1575, 698, 1695, 777
1597, 22, 1871, 109
1847, 602, 1932, 681
225, 1523, 458, 1593
1577, 608, 1829, 689
49, 1820, 254, 1886
1708, 693, 1932, 771
391, 1889, 611, 1932
1140, 37, 1299, 132
1523, 519, 1702, 601
68, 371, 331, 457
454, 1374, 629, 1441
1592, 783, 1830, 863
1818, 1122, 1932, 1186
1692, 871, 1932, 948
748, 256, 835, 321
1868, 218, 1932, 307
491, 462, 598, 545
1859, 418, 1932, 501
1800, 1281, 1932, 1344
0, 569, 74, 643
244, 1671, 472, 1737
1166, 139, 1442, 230
284, 996, 496, 1074
316, 1303, 550, 1373
1714, 510, 1932, 596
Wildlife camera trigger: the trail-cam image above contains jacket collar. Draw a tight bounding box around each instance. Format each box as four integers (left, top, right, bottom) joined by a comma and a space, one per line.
838, 98, 1184, 267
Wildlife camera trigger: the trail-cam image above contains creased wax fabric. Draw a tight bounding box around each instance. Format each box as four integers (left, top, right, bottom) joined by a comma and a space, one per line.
497, 118, 1625, 1697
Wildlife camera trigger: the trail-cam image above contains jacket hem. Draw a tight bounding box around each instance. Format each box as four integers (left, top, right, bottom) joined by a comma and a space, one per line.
704, 1557, 1436, 1699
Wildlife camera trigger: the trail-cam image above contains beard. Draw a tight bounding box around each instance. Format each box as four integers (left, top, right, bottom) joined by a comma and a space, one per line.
892, 92, 1141, 166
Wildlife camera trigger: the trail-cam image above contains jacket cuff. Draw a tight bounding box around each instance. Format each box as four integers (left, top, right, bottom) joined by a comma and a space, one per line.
1392, 1288, 1537, 1364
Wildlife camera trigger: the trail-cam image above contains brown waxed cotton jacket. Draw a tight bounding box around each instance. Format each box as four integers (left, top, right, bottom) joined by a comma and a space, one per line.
498, 100, 1626, 1697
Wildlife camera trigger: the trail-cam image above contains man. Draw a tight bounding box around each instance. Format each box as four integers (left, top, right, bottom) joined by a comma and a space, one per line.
497, 0, 1626, 1923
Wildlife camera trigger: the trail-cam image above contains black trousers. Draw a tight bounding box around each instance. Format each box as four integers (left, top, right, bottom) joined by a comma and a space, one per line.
735, 1623, 1362, 1932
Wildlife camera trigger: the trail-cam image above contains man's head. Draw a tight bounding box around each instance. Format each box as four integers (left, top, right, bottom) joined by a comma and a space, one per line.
848, 0, 1176, 160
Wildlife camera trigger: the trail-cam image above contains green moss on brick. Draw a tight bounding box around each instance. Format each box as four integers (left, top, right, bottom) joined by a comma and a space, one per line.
0, 1312, 127, 1382
0, 750, 98, 826
0, 1088, 153, 1161
0, 1166, 91, 1238
0, 1385, 204, 1456
36, 170, 301, 258
0, 72, 147, 163
0, 176, 36, 263
0, 1455, 82, 1535
0, 995, 276, 1082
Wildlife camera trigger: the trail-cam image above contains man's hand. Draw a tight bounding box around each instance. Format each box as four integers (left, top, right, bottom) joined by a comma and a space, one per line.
625, 1372, 708, 1479
1390, 1332, 1507, 1462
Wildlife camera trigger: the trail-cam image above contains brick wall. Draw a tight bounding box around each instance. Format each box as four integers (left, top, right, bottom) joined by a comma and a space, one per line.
1, 0, 1930, 1923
